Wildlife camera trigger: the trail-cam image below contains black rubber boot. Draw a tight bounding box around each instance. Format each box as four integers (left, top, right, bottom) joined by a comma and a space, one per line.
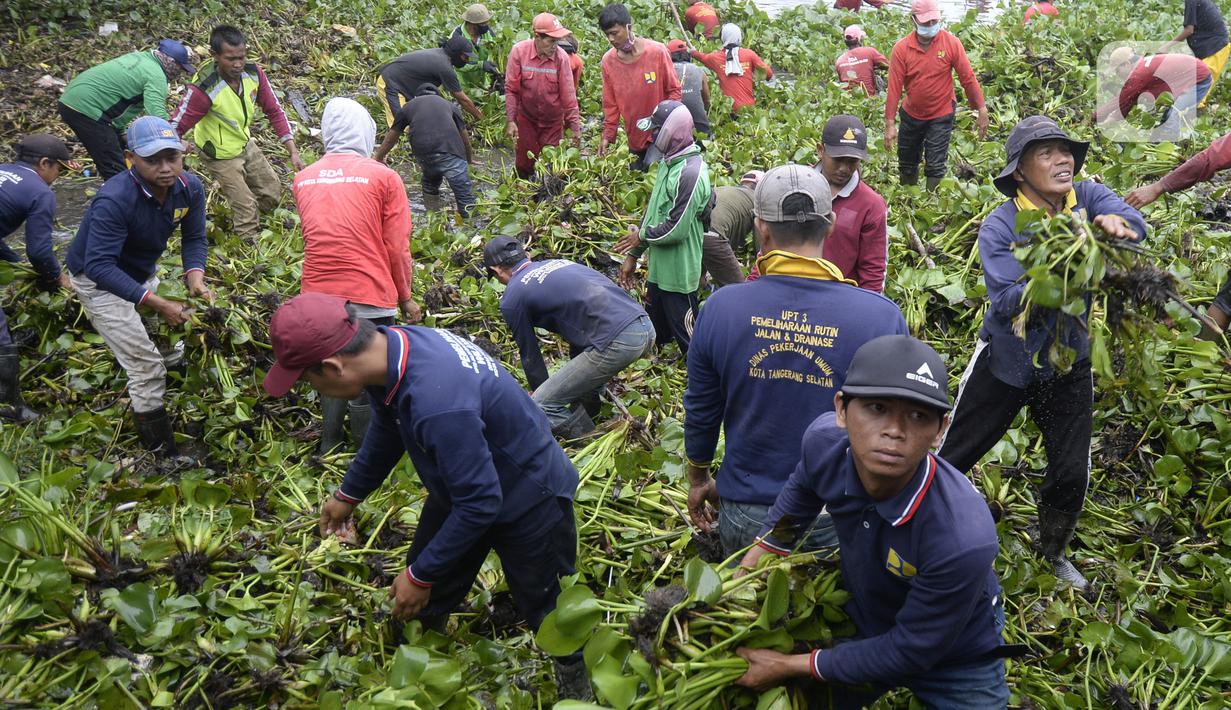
551, 407, 596, 440
349, 400, 372, 448
925, 175, 943, 191
319, 395, 348, 454
1038, 504, 1089, 590
0, 344, 38, 422
553, 656, 594, 701
132, 407, 179, 457
581, 391, 603, 419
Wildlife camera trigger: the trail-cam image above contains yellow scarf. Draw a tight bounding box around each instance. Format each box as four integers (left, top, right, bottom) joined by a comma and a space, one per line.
1014, 188, 1077, 214
756, 250, 856, 285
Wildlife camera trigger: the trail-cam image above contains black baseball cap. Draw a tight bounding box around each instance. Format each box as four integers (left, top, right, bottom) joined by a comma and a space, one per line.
16, 134, 72, 164
822, 115, 868, 161
444, 33, 476, 60
840, 335, 951, 411
482, 236, 527, 269
993, 115, 1088, 198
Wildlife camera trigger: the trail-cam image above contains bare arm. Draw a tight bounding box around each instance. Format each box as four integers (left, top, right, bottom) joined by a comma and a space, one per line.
452, 90, 482, 120
374, 127, 401, 163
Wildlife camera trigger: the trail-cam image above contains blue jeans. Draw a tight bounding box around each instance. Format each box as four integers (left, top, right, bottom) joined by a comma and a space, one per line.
1159, 75, 1213, 138
718, 498, 838, 558
532, 316, 654, 428
815, 596, 1009, 709
419, 152, 475, 218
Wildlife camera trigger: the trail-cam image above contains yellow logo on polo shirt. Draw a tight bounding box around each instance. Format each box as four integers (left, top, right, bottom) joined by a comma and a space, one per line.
886, 548, 916, 578
172, 207, 189, 222
644, 71, 657, 84
937, 50, 946, 60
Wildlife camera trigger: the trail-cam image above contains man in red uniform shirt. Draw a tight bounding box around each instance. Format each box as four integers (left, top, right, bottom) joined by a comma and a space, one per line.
691, 24, 773, 117
293, 97, 418, 452
1095, 48, 1212, 140
684, 0, 721, 39
1023, 0, 1060, 24
835, 25, 888, 96
885, 0, 988, 190
598, 3, 682, 171
1127, 131, 1231, 338
813, 115, 888, 292
834, 0, 887, 10
505, 13, 582, 179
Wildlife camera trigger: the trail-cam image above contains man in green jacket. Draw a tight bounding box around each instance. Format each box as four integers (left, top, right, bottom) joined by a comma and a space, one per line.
58, 39, 195, 179
170, 25, 305, 238
450, 4, 503, 92
616, 100, 711, 354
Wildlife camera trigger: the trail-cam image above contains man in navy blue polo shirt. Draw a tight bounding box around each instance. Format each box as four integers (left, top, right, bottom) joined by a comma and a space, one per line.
735, 335, 1010, 708
261, 293, 592, 700
684, 164, 907, 557
483, 236, 654, 439
67, 116, 211, 457
1, 134, 75, 421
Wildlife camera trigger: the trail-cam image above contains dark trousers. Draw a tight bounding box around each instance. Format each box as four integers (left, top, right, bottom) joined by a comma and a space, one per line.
938, 341, 1092, 514
645, 283, 698, 354
1212, 271, 1231, 314
0, 305, 10, 345
58, 102, 126, 179
406, 494, 577, 632
702, 231, 745, 286
897, 108, 955, 183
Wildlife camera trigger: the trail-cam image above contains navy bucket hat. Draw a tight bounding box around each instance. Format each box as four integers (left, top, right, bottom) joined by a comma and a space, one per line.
992, 116, 1089, 198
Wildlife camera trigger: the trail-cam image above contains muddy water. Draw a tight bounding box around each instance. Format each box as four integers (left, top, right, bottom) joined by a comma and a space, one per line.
754, 0, 1004, 23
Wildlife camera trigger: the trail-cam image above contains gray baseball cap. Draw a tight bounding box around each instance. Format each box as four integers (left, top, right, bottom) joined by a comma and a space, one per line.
753, 164, 833, 223
840, 335, 952, 411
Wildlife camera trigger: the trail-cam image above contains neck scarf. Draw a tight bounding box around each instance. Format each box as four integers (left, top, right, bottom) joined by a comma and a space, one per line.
756, 250, 855, 284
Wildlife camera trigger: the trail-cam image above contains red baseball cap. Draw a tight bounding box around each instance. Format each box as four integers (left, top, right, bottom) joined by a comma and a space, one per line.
667, 38, 689, 53
533, 12, 571, 38
911, 0, 941, 23
262, 293, 359, 396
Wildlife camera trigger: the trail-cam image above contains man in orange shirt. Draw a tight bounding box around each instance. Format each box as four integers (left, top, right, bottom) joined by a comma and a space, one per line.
835, 25, 888, 96
293, 97, 418, 452
598, 3, 682, 171
505, 13, 582, 179
684, 0, 721, 40
691, 24, 773, 117
885, 0, 988, 190
1023, 0, 1060, 24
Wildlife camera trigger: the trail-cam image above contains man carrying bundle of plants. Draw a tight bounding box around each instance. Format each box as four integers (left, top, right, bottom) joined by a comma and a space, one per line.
597, 3, 682, 171
1127, 131, 1231, 338
448, 4, 502, 93
939, 115, 1145, 590
293, 97, 418, 454
483, 236, 653, 439
0, 134, 75, 422
504, 12, 582, 179
735, 335, 1013, 708
614, 100, 711, 354
66, 116, 211, 458
263, 293, 592, 700
684, 164, 906, 557
170, 25, 306, 239
884, 0, 988, 190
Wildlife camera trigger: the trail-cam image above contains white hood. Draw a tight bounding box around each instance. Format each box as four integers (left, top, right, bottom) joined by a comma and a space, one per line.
321, 97, 376, 157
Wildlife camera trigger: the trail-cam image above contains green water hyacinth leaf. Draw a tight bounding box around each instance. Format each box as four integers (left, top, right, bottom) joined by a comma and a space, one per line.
180, 480, 231, 509
684, 557, 721, 605
0, 452, 17, 485
537, 586, 601, 655
755, 568, 789, 629
106, 583, 159, 635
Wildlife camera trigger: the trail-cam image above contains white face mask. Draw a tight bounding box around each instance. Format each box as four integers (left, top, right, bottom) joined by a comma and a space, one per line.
915, 22, 941, 39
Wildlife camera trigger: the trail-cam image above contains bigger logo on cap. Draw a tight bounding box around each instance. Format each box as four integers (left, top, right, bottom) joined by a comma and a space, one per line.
161, 129, 175, 137
841, 127, 859, 144
905, 361, 939, 389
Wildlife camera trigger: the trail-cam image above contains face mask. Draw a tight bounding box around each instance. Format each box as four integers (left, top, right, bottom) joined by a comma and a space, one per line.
475, 24, 491, 35
451, 53, 470, 68
915, 22, 941, 39
619, 29, 636, 53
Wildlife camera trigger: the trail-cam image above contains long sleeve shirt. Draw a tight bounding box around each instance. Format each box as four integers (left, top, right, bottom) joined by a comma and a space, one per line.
1097, 55, 1212, 120
684, 2, 721, 38
630, 144, 710, 293
1158, 130, 1231, 192
498, 258, 647, 389
0, 163, 61, 278
66, 170, 207, 304
977, 181, 1146, 388
333, 326, 578, 585
170, 63, 293, 144
684, 252, 906, 505
293, 152, 413, 308
504, 40, 582, 134
59, 50, 169, 129
825, 172, 889, 293
885, 30, 984, 123
600, 41, 682, 152
757, 413, 1004, 686
691, 48, 773, 111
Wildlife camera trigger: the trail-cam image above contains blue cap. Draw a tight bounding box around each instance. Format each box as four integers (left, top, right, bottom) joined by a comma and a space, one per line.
157, 39, 196, 74
126, 116, 184, 157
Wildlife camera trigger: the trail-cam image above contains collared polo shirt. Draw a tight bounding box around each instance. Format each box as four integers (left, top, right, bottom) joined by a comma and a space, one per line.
66, 168, 207, 304
0, 162, 61, 278
757, 412, 1004, 685
823, 171, 888, 293
885, 30, 985, 122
